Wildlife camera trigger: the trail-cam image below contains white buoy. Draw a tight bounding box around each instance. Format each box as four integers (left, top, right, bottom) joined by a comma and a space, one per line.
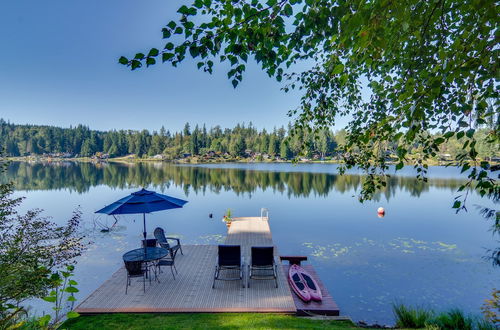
377, 207, 385, 214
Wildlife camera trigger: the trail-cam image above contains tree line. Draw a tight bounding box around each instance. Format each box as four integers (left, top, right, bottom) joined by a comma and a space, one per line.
0, 119, 497, 160
0, 119, 339, 159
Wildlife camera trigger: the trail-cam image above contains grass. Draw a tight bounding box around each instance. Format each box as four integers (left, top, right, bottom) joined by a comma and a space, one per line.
393, 304, 433, 328
392, 304, 496, 330
60, 313, 357, 330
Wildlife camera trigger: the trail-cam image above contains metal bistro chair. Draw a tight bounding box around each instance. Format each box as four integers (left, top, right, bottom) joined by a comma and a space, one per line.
154, 227, 183, 255
156, 247, 179, 279
247, 246, 278, 288
212, 245, 245, 288
124, 260, 148, 294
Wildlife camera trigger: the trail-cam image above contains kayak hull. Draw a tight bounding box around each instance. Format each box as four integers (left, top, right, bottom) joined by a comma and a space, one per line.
288, 264, 323, 302
288, 264, 311, 302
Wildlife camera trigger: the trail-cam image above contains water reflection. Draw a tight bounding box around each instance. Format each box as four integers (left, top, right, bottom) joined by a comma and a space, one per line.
2, 161, 467, 201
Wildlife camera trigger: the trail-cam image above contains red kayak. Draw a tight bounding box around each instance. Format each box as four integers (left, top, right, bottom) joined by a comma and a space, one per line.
288, 264, 322, 302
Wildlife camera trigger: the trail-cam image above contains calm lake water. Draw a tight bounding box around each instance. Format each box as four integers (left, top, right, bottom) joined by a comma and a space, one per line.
3, 161, 498, 324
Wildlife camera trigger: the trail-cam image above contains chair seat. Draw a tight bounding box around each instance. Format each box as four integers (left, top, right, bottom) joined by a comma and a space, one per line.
157, 259, 174, 266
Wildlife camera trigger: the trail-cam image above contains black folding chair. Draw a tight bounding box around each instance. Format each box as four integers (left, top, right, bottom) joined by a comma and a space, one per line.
247, 246, 278, 288
154, 227, 183, 255
124, 260, 147, 294
212, 245, 244, 288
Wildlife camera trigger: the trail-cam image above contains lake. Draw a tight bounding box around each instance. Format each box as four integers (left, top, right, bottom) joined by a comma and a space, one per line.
3, 161, 498, 324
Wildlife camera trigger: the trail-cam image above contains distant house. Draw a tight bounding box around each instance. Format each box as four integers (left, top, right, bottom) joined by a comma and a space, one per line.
439, 153, 452, 161
152, 154, 164, 160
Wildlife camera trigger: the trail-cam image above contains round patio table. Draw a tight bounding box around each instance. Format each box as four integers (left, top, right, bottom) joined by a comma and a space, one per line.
123, 247, 168, 262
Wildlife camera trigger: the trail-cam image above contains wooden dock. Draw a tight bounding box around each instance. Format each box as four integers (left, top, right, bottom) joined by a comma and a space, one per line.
75, 216, 340, 316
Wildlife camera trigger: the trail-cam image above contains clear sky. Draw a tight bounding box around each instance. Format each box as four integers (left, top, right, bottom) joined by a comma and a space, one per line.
0, 0, 351, 133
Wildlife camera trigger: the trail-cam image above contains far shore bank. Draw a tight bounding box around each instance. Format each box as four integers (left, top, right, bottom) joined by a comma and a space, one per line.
6, 155, 496, 167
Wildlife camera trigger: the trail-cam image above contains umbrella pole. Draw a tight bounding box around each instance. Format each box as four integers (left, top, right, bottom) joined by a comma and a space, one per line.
143, 213, 147, 254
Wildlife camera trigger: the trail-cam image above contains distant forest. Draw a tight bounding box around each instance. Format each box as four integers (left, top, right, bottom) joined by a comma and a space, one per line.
0, 119, 497, 160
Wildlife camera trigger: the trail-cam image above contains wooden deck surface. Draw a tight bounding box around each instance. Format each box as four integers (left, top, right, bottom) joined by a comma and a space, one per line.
76, 217, 296, 314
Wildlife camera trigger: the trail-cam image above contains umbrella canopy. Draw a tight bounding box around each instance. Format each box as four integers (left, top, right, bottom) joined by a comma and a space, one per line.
95, 188, 188, 215
95, 188, 188, 248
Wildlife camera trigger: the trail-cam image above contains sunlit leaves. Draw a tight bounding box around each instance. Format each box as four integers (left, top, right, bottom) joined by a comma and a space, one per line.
118, 0, 499, 206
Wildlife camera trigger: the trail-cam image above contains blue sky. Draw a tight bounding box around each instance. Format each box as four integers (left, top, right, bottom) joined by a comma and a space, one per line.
0, 0, 350, 133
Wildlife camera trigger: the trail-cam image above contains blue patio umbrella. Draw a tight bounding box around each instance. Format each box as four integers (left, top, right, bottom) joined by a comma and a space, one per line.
95, 188, 188, 248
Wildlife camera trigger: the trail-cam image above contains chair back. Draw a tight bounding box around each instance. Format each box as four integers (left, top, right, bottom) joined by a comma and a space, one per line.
218, 245, 241, 266
251, 246, 274, 266
142, 238, 157, 248
124, 260, 144, 276
158, 241, 171, 250
154, 227, 167, 244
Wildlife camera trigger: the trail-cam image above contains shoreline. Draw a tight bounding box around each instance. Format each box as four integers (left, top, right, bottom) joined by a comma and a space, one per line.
4, 156, 482, 167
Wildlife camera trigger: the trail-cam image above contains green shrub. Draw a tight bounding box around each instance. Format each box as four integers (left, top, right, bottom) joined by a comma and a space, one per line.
393, 304, 496, 330
393, 303, 433, 328
427, 309, 473, 330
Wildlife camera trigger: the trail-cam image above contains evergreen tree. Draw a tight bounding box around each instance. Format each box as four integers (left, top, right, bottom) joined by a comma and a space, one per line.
229, 135, 246, 157
280, 140, 292, 159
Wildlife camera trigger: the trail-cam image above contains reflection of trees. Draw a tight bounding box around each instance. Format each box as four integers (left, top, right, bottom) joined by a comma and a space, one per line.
2, 161, 467, 199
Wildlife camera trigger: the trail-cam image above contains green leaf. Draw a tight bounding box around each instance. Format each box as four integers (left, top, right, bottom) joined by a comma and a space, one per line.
162, 28, 171, 39
178, 5, 190, 14
131, 60, 141, 70
42, 296, 57, 303
148, 48, 159, 57
460, 163, 470, 173
118, 56, 128, 65
134, 53, 145, 60
434, 137, 445, 145
68, 280, 78, 285
167, 21, 176, 29
194, 0, 203, 8
146, 57, 156, 67
443, 131, 454, 139
162, 53, 174, 62
64, 286, 79, 293
164, 42, 174, 51
38, 314, 51, 326
395, 162, 404, 170
189, 46, 199, 58
332, 64, 344, 75
465, 128, 475, 138
266, 0, 277, 6
66, 311, 80, 319
232, 79, 238, 88
452, 201, 461, 209
67, 295, 77, 302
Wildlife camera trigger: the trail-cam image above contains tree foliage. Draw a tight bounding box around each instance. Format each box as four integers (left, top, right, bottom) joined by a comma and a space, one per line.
119, 0, 499, 205
0, 157, 86, 328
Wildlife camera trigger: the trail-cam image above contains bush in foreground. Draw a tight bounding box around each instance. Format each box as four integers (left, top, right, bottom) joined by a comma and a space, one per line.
392, 304, 496, 329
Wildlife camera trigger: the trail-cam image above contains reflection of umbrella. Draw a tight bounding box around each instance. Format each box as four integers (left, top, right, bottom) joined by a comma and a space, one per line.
95, 188, 188, 249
